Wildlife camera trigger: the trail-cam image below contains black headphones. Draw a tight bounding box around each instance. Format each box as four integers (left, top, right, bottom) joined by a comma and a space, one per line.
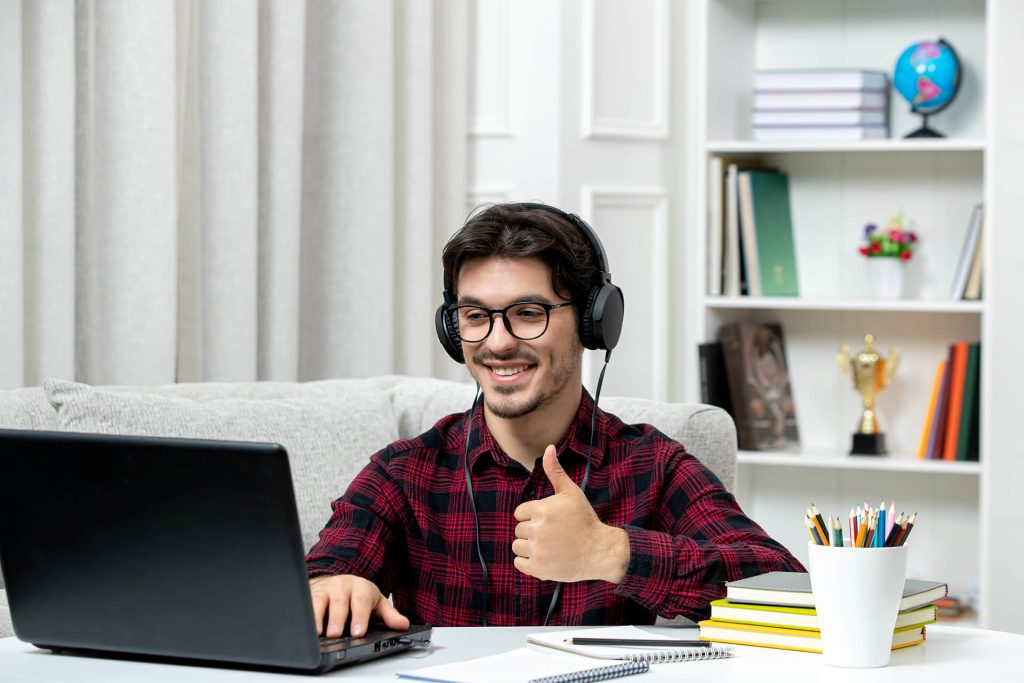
434, 202, 625, 363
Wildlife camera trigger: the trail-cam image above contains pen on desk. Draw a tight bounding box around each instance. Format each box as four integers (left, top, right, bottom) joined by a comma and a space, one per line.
565, 638, 712, 647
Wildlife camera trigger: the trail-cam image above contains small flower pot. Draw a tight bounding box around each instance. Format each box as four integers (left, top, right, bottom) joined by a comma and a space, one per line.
867, 258, 905, 300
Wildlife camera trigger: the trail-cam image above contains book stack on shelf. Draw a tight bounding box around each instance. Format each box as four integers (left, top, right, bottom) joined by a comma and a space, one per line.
698, 572, 946, 654
753, 69, 890, 142
706, 159, 799, 297
949, 203, 985, 301
918, 340, 981, 461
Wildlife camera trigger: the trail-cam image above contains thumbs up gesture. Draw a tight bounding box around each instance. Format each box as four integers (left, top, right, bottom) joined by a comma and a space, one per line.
512, 445, 629, 584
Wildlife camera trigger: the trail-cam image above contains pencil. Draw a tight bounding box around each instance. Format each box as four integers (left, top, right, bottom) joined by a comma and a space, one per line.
884, 514, 903, 547
898, 513, 917, 546
808, 505, 829, 546
811, 503, 829, 544
565, 638, 711, 647
832, 515, 844, 548
805, 516, 824, 545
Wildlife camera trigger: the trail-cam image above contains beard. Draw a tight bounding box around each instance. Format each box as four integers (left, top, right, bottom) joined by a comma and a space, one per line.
474, 342, 582, 420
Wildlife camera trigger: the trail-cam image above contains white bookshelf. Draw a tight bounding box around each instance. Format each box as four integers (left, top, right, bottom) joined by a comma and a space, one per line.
683, 0, 1017, 629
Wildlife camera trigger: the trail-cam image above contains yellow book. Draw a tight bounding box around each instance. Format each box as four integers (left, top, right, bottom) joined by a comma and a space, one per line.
709, 599, 936, 632
698, 619, 926, 654
918, 360, 945, 459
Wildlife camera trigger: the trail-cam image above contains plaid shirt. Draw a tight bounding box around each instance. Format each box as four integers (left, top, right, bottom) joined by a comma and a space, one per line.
306, 392, 804, 626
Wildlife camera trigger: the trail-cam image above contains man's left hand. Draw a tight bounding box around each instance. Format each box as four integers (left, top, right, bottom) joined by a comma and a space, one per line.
512, 445, 629, 584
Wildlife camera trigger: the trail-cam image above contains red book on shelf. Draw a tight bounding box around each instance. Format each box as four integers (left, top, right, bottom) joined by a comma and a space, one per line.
942, 341, 970, 461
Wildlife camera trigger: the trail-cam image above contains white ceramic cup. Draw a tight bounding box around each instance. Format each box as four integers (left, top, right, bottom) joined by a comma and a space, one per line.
807, 542, 908, 668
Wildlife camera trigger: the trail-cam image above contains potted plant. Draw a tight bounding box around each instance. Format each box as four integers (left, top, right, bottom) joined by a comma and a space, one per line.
859, 213, 918, 299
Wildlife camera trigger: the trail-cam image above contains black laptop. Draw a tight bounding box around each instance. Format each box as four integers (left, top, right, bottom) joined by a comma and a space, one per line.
0, 428, 431, 674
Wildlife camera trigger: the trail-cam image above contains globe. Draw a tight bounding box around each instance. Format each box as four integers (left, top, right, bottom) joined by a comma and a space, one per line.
893, 38, 961, 138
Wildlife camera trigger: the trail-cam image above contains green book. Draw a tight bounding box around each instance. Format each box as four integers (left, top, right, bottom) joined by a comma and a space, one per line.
747, 170, 799, 296
956, 342, 981, 461
709, 599, 937, 632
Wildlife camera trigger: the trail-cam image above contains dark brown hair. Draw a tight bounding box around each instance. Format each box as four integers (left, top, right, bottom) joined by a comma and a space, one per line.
441, 203, 599, 306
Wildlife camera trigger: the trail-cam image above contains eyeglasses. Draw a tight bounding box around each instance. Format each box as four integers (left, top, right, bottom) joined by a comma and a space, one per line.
449, 301, 573, 343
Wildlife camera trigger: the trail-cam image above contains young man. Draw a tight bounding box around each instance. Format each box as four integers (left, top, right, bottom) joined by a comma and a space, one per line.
306, 203, 803, 639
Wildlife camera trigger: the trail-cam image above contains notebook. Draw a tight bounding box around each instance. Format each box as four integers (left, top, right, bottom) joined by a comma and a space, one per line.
528, 625, 734, 663
398, 648, 648, 683
0, 428, 432, 674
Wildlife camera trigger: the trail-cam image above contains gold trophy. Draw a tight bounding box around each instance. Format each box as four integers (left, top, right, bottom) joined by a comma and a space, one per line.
837, 334, 900, 455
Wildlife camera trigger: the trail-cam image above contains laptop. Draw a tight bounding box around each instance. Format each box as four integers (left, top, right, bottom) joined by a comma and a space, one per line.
0, 428, 431, 674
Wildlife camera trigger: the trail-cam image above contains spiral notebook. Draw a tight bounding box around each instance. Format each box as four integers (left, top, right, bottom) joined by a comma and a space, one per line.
528, 625, 735, 663
397, 647, 648, 683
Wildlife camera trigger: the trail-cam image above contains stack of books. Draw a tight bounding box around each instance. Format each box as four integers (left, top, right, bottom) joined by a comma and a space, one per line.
699, 571, 946, 653
918, 340, 982, 461
753, 69, 890, 142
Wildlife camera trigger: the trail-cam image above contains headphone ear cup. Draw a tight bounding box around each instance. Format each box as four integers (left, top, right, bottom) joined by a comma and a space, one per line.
580, 283, 625, 351
435, 304, 465, 363
579, 286, 601, 350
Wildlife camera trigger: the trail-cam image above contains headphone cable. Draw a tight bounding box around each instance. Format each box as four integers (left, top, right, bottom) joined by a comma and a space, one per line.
543, 349, 612, 625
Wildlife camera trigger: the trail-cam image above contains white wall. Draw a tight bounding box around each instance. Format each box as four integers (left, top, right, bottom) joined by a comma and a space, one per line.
468, 0, 692, 401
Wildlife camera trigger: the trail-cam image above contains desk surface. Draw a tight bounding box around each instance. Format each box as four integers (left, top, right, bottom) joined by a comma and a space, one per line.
0, 624, 1017, 682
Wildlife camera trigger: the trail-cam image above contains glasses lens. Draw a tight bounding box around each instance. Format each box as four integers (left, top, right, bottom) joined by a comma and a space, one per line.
505, 303, 550, 340
455, 306, 492, 343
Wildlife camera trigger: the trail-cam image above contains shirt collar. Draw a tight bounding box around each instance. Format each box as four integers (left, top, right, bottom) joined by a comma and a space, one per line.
465, 389, 608, 473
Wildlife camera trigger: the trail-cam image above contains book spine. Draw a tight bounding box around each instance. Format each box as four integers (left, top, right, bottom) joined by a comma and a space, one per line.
918, 360, 945, 459
942, 341, 970, 461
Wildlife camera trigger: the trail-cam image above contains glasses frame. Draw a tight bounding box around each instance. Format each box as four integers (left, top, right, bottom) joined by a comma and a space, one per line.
449, 301, 574, 343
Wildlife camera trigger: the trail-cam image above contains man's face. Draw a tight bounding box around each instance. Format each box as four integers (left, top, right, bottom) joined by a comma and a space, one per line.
456, 256, 583, 420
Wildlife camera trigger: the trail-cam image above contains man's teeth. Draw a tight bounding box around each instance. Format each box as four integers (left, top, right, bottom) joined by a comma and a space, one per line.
493, 366, 528, 377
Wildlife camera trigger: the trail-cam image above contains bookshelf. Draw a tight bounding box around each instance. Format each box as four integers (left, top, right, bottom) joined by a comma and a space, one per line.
682, 0, 1024, 630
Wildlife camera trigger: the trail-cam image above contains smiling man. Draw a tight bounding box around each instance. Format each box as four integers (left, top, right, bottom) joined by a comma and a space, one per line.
305, 203, 803, 639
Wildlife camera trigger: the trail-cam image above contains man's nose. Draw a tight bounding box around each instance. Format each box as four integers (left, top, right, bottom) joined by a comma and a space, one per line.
484, 313, 518, 352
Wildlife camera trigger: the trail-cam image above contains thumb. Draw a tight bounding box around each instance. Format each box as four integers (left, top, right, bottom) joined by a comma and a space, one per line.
542, 445, 578, 495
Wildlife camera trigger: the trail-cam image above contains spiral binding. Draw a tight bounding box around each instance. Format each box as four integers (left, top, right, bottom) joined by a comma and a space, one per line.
529, 660, 649, 683
622, 645, 735, 663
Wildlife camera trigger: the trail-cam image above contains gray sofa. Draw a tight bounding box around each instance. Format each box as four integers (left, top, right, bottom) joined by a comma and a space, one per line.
0, 375, 737, 639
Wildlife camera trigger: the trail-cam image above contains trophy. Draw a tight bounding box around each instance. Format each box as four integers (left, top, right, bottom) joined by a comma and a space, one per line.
837, 334, 900, 455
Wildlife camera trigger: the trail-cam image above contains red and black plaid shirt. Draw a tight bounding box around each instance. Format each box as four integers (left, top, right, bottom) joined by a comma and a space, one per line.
306, 392, 804, 625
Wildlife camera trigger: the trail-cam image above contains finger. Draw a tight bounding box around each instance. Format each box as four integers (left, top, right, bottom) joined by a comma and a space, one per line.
511, 538, 529, 558
514, 501, 535, 522
514, 521, 530, 539
349, 589, 376, 638
542, 444, 577, 494
310, 583, 329, 636
374, 596, 411, 632
513, 555, 532, 576
326, 592, 349, 639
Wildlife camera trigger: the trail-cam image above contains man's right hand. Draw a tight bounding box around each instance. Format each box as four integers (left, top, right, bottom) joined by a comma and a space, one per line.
308, 574, 410, 639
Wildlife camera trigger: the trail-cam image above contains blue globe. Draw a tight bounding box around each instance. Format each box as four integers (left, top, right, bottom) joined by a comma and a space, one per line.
893, 39, 961, 114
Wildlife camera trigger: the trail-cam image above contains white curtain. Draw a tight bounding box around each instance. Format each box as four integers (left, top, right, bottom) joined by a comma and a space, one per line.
0, 0, 470, 388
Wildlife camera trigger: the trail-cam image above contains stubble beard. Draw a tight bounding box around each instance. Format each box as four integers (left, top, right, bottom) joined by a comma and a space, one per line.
479, 344, 582, 420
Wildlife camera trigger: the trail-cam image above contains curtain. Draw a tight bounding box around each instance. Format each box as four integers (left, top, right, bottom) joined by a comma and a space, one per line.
0, 0, 470, 388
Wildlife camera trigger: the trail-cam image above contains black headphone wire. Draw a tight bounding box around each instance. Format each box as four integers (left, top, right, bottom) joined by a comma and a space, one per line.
462, 350, 612, 627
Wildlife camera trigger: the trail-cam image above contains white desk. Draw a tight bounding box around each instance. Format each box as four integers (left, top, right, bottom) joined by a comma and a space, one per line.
0, 625, 1017, 682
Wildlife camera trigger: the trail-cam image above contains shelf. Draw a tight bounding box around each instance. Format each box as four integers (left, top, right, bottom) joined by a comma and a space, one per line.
706, 139, 986, 154
737, 451, 981, 475
704, 296, 984, 314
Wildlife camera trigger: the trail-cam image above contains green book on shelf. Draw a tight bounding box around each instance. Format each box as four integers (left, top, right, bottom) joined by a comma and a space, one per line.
956, 342, 981, 461
725, 572, 947, 612
709, 599, 937, 632
745, 169, 799, 297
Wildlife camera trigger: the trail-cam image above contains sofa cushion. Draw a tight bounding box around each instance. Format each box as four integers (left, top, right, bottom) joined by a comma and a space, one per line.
44, 379, 398, 552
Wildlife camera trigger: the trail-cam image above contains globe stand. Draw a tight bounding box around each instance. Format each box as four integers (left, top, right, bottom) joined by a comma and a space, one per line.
904, 112, 944, 138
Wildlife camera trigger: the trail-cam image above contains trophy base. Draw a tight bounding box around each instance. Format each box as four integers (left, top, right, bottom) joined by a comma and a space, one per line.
850, 432, 887, 456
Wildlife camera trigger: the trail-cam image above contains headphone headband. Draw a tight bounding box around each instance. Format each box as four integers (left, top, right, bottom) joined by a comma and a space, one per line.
435, 202, 624, 362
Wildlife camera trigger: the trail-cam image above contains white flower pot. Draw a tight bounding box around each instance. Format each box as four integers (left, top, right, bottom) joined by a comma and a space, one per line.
867, 258, 905, 299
